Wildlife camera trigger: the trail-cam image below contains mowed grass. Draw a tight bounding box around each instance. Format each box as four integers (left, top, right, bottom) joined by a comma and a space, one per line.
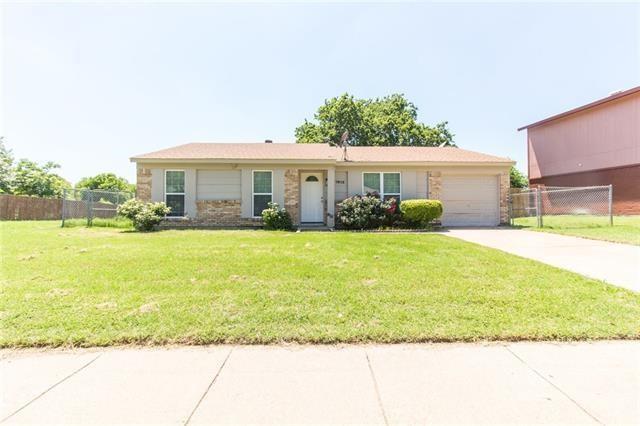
62, 217, 134, 229
1, 221, 639, 347
513, 215, 640, 245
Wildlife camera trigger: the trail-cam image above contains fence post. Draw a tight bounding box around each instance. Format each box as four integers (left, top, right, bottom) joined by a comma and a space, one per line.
608, 184, 613, 226
536, 187, 543, 228
61, 188, 66, 227
87, 190, 93, 227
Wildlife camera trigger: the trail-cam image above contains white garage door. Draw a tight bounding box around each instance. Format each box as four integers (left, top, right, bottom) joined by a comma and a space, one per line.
441, 175, 499, 226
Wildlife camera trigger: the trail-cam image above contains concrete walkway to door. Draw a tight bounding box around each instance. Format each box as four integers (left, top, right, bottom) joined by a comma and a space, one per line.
442, 228, 640, 292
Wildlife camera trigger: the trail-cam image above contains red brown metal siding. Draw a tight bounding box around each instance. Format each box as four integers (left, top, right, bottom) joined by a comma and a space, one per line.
530, 164, 640, 215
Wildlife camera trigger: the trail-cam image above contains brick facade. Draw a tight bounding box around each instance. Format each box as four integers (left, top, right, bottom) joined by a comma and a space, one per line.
136, 165, 152, 202
284, 169, 300, 225
499, 171, 510, 224
194, 200, 261, 226
427, 172, 442, 200
161, 200, 261, 228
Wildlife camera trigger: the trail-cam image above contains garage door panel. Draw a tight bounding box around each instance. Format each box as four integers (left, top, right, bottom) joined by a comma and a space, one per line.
441, 175, 499, 226
443, 201, 497, 213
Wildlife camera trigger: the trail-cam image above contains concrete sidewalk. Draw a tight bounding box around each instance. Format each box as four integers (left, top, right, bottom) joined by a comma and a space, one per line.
1, 342, 639, 424
442, 228, 640, 292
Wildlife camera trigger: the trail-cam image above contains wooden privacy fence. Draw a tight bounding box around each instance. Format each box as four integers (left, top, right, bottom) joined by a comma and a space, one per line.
0, 194, 120, 221
0, 194, 65, 220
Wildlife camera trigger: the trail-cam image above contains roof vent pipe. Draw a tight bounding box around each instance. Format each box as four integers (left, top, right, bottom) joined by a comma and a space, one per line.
265, 139, 273, 143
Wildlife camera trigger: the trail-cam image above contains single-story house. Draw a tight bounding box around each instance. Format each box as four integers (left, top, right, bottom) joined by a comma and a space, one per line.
131, 142, 514, 227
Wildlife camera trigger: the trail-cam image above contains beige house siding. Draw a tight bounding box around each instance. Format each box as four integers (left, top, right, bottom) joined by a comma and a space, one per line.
197, 170, 241, 200
335, 171, 348, 202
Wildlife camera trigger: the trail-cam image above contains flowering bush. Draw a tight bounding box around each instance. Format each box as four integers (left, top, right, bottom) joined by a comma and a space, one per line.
336, 193, 398, 229
261, 202, 293, 230
117, 199, 170, 232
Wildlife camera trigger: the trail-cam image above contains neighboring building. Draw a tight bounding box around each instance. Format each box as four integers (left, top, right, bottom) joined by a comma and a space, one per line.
131, 142, 513, 227
518, 86, 640, 214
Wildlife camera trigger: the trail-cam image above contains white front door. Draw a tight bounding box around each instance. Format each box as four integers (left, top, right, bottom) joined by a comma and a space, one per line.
301, 172, 324, 223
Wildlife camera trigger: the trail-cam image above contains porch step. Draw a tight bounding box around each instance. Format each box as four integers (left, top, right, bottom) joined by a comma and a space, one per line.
297, 225, 333, 232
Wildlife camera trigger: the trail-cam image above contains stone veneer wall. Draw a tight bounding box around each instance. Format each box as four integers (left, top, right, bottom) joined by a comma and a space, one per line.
427, 172, 442, 200
136, 165, 152, 202
284, 169, 300, 225
499, 171, 510, 224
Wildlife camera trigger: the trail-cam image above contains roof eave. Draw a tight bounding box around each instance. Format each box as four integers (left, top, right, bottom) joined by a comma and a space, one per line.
338, 160, 514, 166
130, 157, 337, 164
517, 85, 640, 131
131, 158, 514, 166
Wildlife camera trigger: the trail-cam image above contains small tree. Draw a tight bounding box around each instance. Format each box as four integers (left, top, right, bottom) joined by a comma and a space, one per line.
510, 166, 528, 189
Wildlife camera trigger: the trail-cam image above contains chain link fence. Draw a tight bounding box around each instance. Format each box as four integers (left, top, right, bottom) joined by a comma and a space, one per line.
61, 188, 135, 227
510, 185, 613, 227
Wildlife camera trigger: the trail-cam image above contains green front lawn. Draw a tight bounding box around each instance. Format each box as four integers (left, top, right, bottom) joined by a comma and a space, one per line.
1, 221, 638, 347
512, 215, 640, 245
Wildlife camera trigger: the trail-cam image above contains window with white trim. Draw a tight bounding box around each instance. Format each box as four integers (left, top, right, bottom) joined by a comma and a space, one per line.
363, 172, 401, 202
165, 170, 185, 217
252, 170, 272, 217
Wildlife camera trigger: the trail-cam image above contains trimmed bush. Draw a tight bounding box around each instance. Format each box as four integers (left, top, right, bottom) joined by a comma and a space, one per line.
400, 199, 443, 228
261, 202, 293, 230
117, 199, 170, 232
337, 193, 399, 230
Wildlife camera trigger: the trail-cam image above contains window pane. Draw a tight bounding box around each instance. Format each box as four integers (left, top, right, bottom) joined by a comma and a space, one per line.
363, 173, 380, 194
253, 194, 272, 216
166, 171, 185, 193
253, 171, 272, 193
166, 194, 185, 216
383, 173, 400, 194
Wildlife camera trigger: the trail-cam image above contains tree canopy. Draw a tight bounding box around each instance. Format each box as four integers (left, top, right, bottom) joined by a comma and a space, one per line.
12, 160, 71, 198
76, 173, 135, 193
0, 137, 14, 194
510, 166, 528, 189
295, 93, 455, 147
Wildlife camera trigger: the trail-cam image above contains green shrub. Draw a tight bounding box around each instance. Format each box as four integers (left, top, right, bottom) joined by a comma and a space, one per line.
337, 194, 399, 230
261, 202, 293, 230
400, 199, 443, 227
117, 199, 170, 232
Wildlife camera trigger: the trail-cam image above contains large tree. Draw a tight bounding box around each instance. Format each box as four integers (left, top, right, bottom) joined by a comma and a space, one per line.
0, 137, 13, 193
295, 93, 455, 147
76, 172, 135, 193
12, 160, 71, 198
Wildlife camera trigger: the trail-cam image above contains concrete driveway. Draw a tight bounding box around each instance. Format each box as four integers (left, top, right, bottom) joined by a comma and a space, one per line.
1, 342, 639, 425
442, 228, 640, 292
